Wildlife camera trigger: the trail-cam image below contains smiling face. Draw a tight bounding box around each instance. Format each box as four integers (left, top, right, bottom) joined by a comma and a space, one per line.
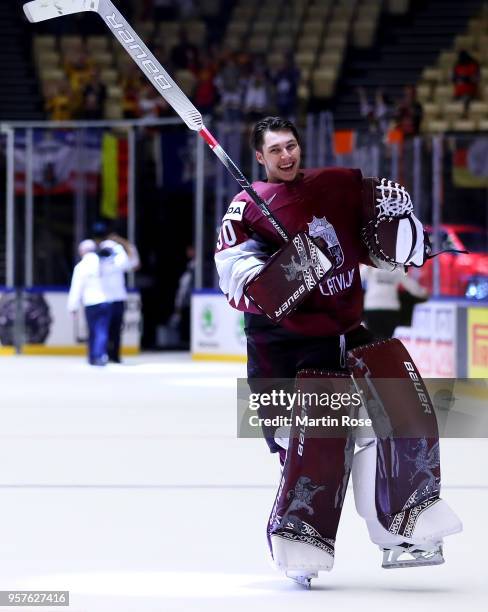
255, 129, 301, 183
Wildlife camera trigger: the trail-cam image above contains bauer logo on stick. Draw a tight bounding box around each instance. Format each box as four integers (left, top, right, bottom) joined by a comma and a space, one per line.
105, 13, 172, 91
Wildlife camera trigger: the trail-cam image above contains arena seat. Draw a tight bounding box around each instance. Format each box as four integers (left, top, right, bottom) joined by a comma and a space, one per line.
86, 36, 109, 53
104, 100, 123, 120
174, 69, 196, 97
59, 35, 83, 55
92, 51, 114, 69
248, 35, 269, 54
353, 20, 377, 48
451, 118, 476, 131
443, 101, 465, 121
468, 101, 488, 121
33, 35, 56, 54
424, 118, 450, 132
422, 101, 442, 120
100, 69, 119, 86
317, 50, 344, 69
35, 50, 60, 70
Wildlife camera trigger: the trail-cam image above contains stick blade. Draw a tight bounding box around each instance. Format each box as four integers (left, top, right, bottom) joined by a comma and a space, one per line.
23, 0, 98, 23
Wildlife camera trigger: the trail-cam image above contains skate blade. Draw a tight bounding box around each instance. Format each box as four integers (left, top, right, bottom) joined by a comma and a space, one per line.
286, 570, 318, 588
382, 546, 444, 569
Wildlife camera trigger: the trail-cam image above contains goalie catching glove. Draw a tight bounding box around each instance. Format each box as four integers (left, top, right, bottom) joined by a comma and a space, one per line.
361, 214, 430, 268
361, 178, 431, 268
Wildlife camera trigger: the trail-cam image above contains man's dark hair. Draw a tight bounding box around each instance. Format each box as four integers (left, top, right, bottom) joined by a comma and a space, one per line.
91, 220, 110, 239
251, 116, 300, 151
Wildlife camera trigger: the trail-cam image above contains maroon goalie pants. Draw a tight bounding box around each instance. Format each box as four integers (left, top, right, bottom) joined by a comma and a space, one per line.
245, 313, 374, 454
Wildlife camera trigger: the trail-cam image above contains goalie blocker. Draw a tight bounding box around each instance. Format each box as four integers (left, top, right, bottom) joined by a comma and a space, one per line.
244, 232, 333, 323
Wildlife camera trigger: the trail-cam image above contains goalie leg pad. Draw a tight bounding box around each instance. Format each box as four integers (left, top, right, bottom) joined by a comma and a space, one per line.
347, 338, 441, 536
352, 440, 462, 550
268, 370, 353, 574
348, 338, 462, 545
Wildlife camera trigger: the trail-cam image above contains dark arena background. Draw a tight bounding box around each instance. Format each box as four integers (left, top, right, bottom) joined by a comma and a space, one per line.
0, 1, 487, 610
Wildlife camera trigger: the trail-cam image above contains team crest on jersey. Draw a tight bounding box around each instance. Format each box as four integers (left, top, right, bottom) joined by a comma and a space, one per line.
307, 216, 344, 268
223, 201, 247, 221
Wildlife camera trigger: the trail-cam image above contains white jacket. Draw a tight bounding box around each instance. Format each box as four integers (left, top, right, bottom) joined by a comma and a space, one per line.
67, 245, 139, 311
360, 265, 428, 311
98, 241, 140, 302
67, 252, 107, 311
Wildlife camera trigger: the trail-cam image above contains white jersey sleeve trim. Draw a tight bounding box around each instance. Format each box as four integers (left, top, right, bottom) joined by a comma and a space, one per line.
215, 237, 268, 308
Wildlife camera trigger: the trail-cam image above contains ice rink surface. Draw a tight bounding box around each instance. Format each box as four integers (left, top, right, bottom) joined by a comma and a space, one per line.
0, 353, 486, 612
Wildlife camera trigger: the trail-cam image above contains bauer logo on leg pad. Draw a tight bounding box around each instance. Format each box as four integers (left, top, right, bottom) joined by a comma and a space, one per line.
404, 361, 431, 414
347, 339, 438, 438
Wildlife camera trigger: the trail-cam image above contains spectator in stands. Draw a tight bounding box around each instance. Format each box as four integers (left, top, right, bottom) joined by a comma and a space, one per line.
243, 66, 272, 122
81, 68, 107, 120
141, 0, 153, 20
394, 85, 423, 138
64, 49, 94, 116
178, 0, 196, 19
138, 83, 169, 118
153, 0, 177, 21
170, 28, 199, 71
122, 65, 142, 119
271, 53, 300, 119
153, 43, 169, 69
215, 55, 244, 122
453, 49, 480, 110
64, 49, 94, 96
194, 56, 218, 116
117, 0, 134, 18
45, 79, 75, 120
357, 87, 392, 138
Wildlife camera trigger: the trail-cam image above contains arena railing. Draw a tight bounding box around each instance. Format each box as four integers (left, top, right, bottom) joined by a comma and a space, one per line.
0, 117, 206, 291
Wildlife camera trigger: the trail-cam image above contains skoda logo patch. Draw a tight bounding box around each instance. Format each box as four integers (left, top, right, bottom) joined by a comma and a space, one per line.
200, 305, 217, 336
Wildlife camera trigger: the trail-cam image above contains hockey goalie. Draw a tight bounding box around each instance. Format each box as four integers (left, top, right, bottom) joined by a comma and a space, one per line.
214, 116, 462, 588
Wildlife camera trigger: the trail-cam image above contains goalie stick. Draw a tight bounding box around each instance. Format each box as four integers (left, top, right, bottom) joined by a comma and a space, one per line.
23, 0, 291, 242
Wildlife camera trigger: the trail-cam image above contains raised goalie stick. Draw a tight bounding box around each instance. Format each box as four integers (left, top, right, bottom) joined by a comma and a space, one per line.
23, 0, 333, 321
23, 0, 289, 237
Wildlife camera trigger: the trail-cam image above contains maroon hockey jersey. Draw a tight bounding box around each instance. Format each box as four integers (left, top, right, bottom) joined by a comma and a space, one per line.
215, 167, 371, 337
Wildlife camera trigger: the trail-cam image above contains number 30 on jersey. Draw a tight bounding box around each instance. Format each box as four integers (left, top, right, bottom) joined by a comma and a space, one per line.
216, 220, 237, 249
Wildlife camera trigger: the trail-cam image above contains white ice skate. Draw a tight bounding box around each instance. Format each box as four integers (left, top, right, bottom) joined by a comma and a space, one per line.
381, 541, 444, 569
365, 498, 461, 569
285, 569, 318, 589
271, 534, 334, 588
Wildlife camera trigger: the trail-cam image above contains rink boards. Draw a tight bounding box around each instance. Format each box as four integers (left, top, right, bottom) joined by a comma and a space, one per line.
191, 291, 488, 377
0, 287, 141, 355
